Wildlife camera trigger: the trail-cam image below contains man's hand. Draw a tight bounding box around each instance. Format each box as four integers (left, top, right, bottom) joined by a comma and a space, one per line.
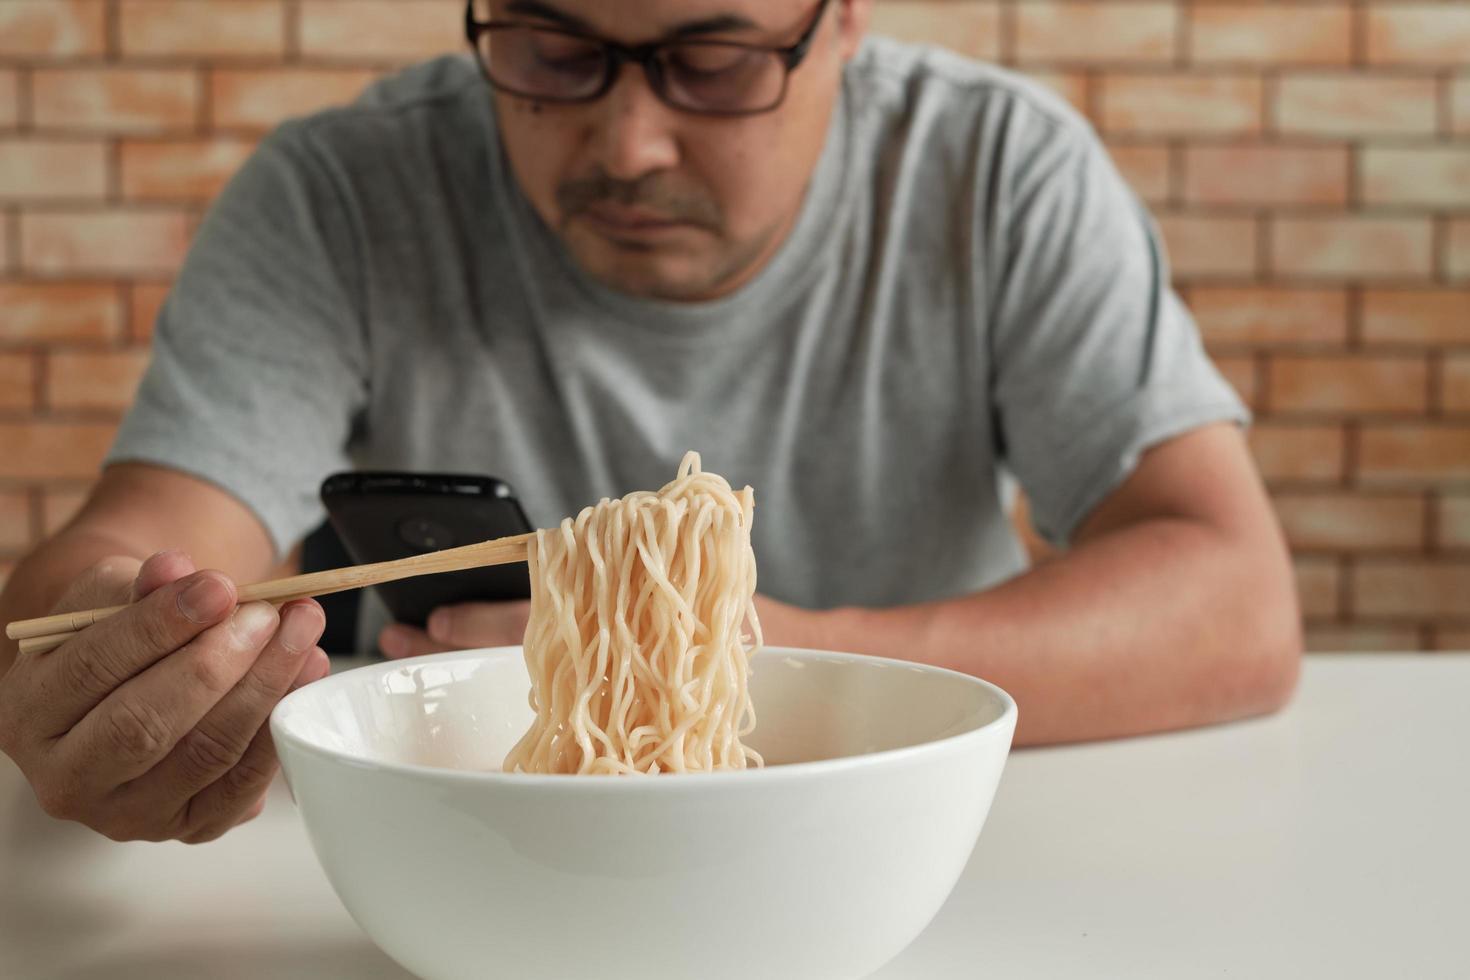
0, 551, 330, 843
377, 595, 826, 659
378, 600, 532, 659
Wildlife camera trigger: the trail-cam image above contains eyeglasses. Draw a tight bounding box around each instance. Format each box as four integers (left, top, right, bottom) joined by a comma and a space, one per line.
464, 0, 831, 116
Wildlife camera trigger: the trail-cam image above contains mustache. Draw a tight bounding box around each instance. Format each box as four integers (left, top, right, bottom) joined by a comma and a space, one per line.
556, 171, 722, 231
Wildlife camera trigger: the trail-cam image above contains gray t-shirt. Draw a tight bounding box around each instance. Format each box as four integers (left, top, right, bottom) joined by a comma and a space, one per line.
108, 38, 1245, 651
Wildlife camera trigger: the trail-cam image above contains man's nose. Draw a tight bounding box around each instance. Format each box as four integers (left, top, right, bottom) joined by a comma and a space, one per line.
591, 64, 681, 181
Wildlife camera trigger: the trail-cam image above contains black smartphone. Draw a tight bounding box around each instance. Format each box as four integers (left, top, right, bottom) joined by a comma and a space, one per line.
319, 471, 534, 628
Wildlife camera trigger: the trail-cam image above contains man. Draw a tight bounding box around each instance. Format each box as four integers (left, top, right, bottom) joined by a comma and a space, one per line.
0, 0, 1300, 844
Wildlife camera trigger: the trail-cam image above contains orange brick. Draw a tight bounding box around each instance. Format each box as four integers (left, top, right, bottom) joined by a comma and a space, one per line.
1294, 557, 1340, 618
1441, 495, 1470, 549
20, 209, 192, 276
1275, 75, 1438, 137
119, 138, 258, 201
299, 0, 463, 61
1271, 217, 1432, 279
1023, 71, 1090, 117
1016, 2, 1176, 64
1433, 629, 1470, 652
1182, 144, 1347, 207
1157, 213, 1258, 277
0, 138, 108, 200
41, 485, 91, 537
1450, 220, 1470, 281
1189, 4, 1352, 66
1360, 426, 1470, 485
1355, 560, 1470, 618
0, 0, 107, 57
1366, 3, 1470, 66
868, 0, 1002, 60
1363, 290, 1470, 346
129, 281, 171, 341
210, 67, 378, 130
32, 68, 198, 133
47, 349, 152, 412
0, 489, 32, 551
0, 421, 117, 479
1444, 356, 1470, 415
1272, 492, 1426, 551
1106, 143, 1171, 205
1453, 75, 1470, 136
1360, 146, 1470, 208
0, 353, 37, 411
0, 283, 122, 344
1304, 625, 1420, 653
120, 0, 286, 58
0, 71, 17, 129
1269, 355, 1429, 415
1101, 74, 1263, 135
1248, 423, 1345, 482
1213, 354, 1257, 409
1189, 287, 1348, 347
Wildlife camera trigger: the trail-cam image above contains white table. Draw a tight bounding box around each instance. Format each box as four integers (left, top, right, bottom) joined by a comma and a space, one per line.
3, 654, 1467, 979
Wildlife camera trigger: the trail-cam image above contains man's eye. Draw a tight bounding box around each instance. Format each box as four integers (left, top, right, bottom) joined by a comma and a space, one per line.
668, 45, 752, 77
529, 35, 602, 69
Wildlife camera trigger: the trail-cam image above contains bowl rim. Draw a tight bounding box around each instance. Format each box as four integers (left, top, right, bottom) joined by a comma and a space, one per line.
270, 646, 1018, 790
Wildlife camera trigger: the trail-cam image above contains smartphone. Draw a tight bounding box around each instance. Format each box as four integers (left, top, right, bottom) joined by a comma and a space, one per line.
319, 471, 534, 628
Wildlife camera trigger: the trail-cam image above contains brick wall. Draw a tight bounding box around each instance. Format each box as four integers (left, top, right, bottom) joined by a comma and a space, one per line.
1, 1, 1467, 651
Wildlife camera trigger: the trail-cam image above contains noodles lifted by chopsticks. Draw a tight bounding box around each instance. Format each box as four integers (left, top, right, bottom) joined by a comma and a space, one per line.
503, 452, 763, 775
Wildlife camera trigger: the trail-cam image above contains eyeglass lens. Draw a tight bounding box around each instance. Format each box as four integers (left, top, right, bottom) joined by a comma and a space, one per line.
476, 28, 788, 113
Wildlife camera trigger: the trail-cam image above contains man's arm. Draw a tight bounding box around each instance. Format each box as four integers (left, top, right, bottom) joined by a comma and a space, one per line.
761, 423, 1302, 746
0, 463, 281, 673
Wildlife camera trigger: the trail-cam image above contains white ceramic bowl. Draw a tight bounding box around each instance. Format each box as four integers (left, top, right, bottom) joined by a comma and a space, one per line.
271, 647, 1016, 980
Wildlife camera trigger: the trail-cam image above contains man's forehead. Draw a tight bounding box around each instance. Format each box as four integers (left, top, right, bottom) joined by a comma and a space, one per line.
489, 0, 796, 39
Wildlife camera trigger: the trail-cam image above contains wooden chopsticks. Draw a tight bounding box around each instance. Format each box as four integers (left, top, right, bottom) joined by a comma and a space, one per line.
5, 531, 533, 656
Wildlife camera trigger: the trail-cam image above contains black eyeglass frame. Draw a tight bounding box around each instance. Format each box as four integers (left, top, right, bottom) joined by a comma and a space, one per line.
463, 0, 833, 117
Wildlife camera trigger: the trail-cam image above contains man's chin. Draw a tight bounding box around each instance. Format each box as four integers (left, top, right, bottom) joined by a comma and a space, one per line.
566, 237, 726, 303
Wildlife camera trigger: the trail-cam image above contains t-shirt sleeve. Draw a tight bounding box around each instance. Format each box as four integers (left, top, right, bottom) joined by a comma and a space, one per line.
105, 123, 369, 561
988, 112, 1247, 548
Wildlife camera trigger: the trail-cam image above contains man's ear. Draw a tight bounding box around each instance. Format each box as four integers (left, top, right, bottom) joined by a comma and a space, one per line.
835, 0, 872, 60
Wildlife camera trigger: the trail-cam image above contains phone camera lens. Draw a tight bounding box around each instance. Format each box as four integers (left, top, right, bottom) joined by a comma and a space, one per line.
397, 517, 455, 552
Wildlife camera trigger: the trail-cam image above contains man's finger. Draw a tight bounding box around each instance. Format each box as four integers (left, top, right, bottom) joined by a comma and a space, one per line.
128, 600, 324, 806
130, 550, 196, 602
31, 570, 239, 736
426, 600, 533, 648
180, 647, 332, 844
49, 556, 144, 616
378, 622, 452, 659
55, 601, 279, 792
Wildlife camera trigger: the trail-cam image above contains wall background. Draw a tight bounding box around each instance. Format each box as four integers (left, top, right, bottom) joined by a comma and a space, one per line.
0, 0, 1467, 651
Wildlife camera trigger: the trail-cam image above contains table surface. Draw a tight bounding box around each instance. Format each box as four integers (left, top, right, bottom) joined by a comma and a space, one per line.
3, 653, 1468, 980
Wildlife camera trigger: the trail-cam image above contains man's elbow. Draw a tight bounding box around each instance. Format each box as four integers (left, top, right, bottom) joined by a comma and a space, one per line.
1234, 553, 1304, 720
1252, 605, 1303, 717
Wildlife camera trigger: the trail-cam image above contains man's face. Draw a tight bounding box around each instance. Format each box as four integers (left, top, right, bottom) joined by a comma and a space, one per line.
485, 0, 868, 302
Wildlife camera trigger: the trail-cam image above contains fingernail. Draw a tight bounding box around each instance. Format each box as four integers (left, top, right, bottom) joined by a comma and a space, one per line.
278, 604, 322, 655
230, 601, 278, 644
379, 626, 407, 658
427, 608, 450, 643
178, 575, 232, 623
